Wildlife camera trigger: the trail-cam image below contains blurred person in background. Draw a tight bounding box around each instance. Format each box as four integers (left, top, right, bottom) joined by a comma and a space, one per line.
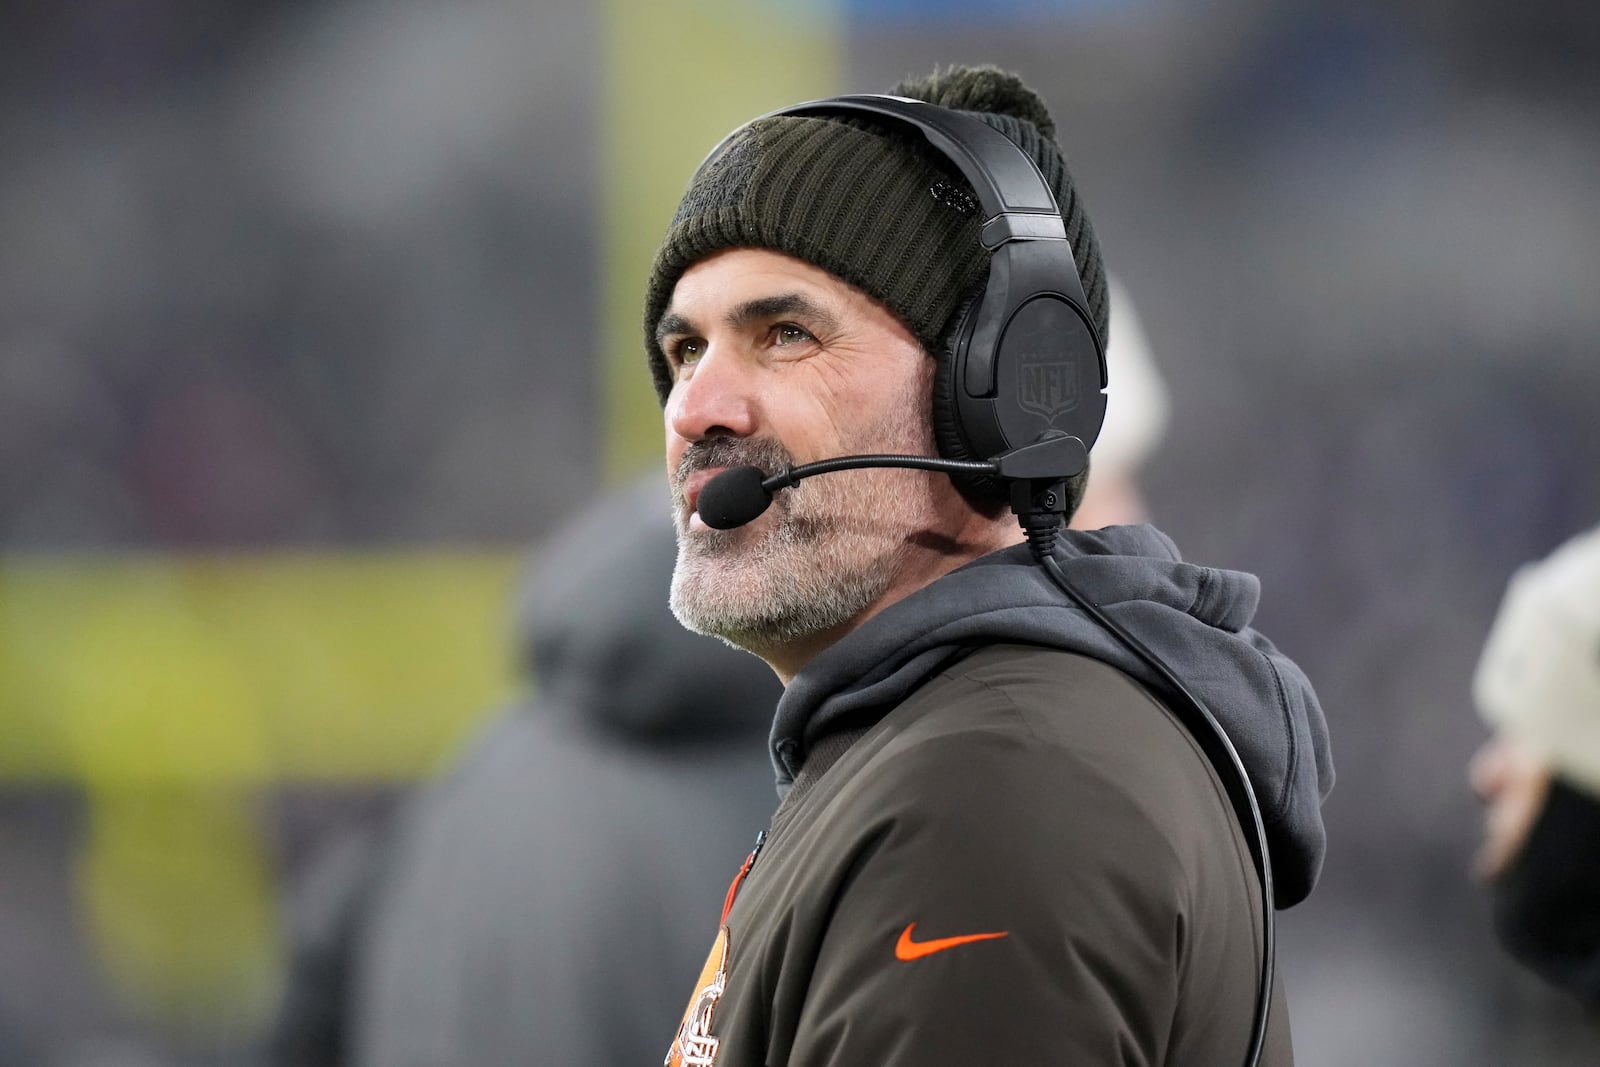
1471, 523, 1600, 1005
649, 64, 1331, 1066
268, 473, 783, 1066
1071, 274, 1169, 531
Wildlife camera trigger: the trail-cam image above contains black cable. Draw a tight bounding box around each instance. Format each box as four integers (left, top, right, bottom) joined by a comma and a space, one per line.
1026, 522, 1274, 1067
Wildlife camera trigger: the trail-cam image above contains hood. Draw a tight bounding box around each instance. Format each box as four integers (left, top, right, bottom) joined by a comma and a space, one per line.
516, 473, 780, 742
773, 524, 1334, 907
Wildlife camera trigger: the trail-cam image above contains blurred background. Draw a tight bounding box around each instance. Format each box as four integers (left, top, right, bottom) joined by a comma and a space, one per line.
2, 0, 1598, 1063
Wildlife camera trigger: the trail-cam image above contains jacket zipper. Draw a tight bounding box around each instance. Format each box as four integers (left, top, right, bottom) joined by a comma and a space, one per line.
720, 830, 768, 926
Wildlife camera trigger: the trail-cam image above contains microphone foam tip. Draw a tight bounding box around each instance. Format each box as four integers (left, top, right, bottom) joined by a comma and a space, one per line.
696, 465, 773, 530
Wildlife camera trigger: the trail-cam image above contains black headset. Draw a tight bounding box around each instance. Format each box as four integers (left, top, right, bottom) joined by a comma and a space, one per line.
768, 95, 1107, 498
715, 94, 1278, 1067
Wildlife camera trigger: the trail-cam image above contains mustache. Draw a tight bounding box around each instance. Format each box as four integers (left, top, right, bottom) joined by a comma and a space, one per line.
673, 437, 795, 495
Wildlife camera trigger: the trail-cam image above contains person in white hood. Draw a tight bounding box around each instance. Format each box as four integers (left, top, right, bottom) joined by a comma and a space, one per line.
1471, 522, 1600, 1000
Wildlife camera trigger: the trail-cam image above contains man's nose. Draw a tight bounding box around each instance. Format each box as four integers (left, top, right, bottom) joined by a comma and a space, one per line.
666, 346, 759, 443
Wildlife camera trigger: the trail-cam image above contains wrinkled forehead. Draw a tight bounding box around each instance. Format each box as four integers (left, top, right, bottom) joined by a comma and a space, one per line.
662, 248, 913, 345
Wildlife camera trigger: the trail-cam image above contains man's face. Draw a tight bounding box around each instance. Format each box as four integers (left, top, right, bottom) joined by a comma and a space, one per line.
658, 248, 942, 665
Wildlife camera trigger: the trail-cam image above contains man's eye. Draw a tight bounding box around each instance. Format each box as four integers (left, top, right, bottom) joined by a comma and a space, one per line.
773, 323, 812, 346
673, 338, 706, 366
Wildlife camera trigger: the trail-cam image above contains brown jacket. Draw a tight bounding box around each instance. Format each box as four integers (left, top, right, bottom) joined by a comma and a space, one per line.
666, 644, 1291, 1066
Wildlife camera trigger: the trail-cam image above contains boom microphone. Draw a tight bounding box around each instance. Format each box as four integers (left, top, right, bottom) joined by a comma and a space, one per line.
696, 455, 1000, 530
693, 433, 1091, 530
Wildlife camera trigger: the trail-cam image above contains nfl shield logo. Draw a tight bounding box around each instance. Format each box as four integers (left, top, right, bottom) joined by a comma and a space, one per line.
1018, 350, 1078, 422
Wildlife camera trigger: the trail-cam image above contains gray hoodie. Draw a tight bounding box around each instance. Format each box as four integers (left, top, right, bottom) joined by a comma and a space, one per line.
773, 523, 1333, 906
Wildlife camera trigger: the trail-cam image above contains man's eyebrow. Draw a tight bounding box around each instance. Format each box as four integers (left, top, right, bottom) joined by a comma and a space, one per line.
726, 293, 839, 336
656, 293, 840, 350
655, 311, 694, 349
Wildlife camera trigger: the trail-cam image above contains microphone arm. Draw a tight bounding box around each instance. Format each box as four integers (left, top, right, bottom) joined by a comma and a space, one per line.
694, 433, 1088, 531
758, 454, 999, 494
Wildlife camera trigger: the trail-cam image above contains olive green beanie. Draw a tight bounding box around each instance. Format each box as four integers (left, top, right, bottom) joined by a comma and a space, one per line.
643, 65, 1107, 405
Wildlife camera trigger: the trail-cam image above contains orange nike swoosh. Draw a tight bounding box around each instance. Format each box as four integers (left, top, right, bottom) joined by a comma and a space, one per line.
895, 922, 1009, 961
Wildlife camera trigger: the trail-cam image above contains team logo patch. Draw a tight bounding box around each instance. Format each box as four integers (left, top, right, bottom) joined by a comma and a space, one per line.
665, 926, 730, 1067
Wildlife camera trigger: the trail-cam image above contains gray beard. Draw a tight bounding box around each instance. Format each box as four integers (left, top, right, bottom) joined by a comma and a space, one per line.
668, 439, 919, 658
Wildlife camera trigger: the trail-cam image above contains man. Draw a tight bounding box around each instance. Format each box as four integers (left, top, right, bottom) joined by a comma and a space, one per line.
646, 65, 1333, 1066
266, 287, 1175, 1067
1471, 522, 1600, 1002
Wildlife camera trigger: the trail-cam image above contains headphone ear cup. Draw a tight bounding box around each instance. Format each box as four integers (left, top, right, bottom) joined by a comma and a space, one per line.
932, 295, 1009, 501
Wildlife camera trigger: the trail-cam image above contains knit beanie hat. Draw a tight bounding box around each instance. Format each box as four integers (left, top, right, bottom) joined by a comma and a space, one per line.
643, 65, 1107, 405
